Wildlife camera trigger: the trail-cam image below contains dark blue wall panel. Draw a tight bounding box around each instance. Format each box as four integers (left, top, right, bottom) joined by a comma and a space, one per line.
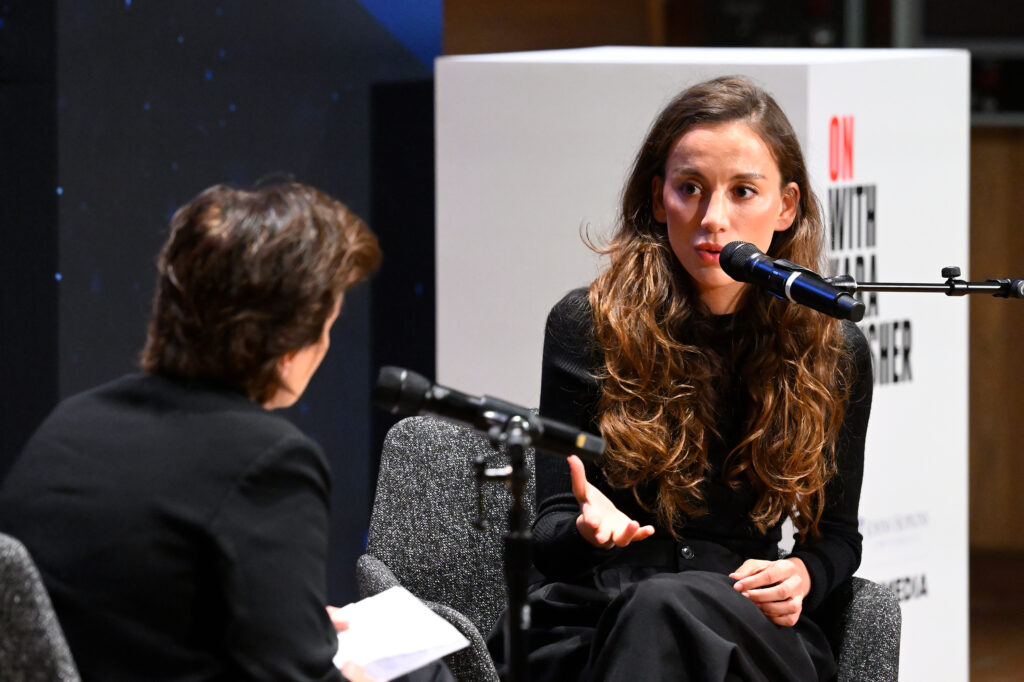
2, 0, 439, 604
0, 0, 59, 480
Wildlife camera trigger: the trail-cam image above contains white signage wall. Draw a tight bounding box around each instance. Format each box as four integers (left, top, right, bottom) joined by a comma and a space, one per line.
436, 47, 969, 680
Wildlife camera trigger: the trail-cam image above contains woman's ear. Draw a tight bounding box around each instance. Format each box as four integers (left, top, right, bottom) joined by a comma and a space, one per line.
277, 352, 291, 374
651, 175, 667, 223
775, 182, 800, 232
263, 350, 300, 410
276, 350, 299, 388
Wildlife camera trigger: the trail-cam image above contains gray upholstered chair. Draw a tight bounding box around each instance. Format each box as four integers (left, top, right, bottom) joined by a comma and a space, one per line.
358, 416, 532, 681
358, 416, 901, 682
818, 575, 903, 681
0, 533, 81, 682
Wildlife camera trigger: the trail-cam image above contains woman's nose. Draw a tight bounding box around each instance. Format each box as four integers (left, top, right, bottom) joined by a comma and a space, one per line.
700, 191, 728, 232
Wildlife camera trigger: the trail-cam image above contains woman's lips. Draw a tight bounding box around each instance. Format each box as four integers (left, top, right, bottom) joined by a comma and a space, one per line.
696, 243, 722, 264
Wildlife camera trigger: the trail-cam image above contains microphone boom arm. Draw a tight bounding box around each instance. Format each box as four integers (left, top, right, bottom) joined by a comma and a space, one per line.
826, 266, 1024, 299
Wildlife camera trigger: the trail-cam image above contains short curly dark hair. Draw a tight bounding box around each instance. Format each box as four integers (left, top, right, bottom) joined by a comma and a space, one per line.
140, 182, 381, 403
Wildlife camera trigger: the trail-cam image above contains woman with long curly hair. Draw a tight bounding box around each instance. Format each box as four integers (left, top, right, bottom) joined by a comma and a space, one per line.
503, 77, 873, 681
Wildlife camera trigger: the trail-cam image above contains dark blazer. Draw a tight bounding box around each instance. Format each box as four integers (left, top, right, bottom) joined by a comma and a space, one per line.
0, 373, 343, 682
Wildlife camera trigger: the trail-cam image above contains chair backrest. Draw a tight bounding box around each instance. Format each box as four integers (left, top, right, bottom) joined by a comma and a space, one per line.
366, 416, 536, 637
0, 533, 81, 682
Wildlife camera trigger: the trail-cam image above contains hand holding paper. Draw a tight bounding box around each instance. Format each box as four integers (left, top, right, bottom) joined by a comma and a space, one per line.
331, 587, 469, 682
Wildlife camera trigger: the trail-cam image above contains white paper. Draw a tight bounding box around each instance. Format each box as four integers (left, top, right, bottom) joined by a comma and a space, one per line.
332, 586, 470, 681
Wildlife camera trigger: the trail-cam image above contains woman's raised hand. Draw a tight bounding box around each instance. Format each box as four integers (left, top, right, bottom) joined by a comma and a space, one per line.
568, 455, 655, 549
729, 557, 811, 627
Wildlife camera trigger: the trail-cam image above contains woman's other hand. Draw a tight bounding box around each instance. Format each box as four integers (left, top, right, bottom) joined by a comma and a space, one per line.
326, 605, 349, 632
328, 607, 382, 682
340, 662, 380, 682
568, 455, 655, 549
729, 557, 811, 627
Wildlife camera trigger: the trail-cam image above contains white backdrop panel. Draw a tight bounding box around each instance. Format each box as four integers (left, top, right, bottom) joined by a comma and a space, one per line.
436, 47, 969, 680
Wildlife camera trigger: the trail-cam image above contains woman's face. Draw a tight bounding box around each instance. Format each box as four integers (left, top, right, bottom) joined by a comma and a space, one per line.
651, 121, 799, 314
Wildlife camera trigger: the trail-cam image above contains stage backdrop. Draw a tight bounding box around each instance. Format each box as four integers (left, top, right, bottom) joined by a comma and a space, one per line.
436, 47, 969, 680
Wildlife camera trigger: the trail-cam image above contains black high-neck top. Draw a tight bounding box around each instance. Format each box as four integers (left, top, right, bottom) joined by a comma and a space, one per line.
532, 288, 874, 613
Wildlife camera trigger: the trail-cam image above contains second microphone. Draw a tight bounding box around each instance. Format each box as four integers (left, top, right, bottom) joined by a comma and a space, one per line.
373, 366, 606, 462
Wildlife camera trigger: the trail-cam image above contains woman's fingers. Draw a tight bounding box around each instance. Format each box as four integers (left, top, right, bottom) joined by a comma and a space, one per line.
733, 564, 783, 592
766, 609, 802, 627
729, 558, 770, 582
340, 662, 380, 682
741, 575, 802, 604
728, 557, 811, 627
576, 504, 653, 549
569, 455, 654, 549
609, 519, 639, 547
753, 593, 803, 616
326, 605, 349, 632
592, 516, 654, 548
632, 525, 656, 542
568, 455, 589, 504
579, 503, 603, 532
733, 558, 810, 600
608, 521, 657, 547
730, 560, 808, 627
753, 594, 803, 627
576, 506, 607, 546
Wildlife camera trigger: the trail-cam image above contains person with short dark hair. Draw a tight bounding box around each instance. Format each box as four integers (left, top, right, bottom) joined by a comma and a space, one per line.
0, 182, 384, 680
139, 183, 379, 408
491, 77, 873, 681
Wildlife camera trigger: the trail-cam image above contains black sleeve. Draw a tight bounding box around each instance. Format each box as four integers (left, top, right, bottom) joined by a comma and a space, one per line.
790, 321, 874, 613
532, 289, 622, 580
211, 434, 343, 681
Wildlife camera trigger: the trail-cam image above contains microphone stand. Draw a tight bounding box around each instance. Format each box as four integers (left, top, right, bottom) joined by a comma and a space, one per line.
473, 415, 534, 682
826, 266, 1024, 298
372, 367, 604, 682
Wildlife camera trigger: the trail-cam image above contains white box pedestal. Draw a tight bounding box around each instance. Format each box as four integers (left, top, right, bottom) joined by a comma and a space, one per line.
437, 47, 969, 681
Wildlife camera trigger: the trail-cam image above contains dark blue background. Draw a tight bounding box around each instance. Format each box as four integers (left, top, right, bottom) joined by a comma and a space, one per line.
1, 0, 439, 603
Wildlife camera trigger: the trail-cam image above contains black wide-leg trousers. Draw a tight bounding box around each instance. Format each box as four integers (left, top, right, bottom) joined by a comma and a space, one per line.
491, 539, 835, 682
584, 570, 831, 681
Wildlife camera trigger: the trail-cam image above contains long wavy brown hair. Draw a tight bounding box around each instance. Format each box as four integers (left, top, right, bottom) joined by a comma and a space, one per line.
592, 76, 852, 539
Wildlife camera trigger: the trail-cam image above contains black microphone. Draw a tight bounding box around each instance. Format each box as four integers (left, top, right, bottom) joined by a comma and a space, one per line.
720, 241, 865, 322
373, 366, 606, 462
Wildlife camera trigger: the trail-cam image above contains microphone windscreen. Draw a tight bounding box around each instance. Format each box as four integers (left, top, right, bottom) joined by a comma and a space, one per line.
835, 294, 866, 323
720, 241, 763, 282
373, 366, 431, 415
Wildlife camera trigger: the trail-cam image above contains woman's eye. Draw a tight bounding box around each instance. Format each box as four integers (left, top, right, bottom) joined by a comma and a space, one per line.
680, 182, 700, 196
735, 186, 757, 198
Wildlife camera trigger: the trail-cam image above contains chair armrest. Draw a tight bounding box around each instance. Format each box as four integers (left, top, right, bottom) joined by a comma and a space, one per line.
820, 576, 902, 682
355, 554, 499, 682
422, 600, 499, 682
355, 553, 401, 599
